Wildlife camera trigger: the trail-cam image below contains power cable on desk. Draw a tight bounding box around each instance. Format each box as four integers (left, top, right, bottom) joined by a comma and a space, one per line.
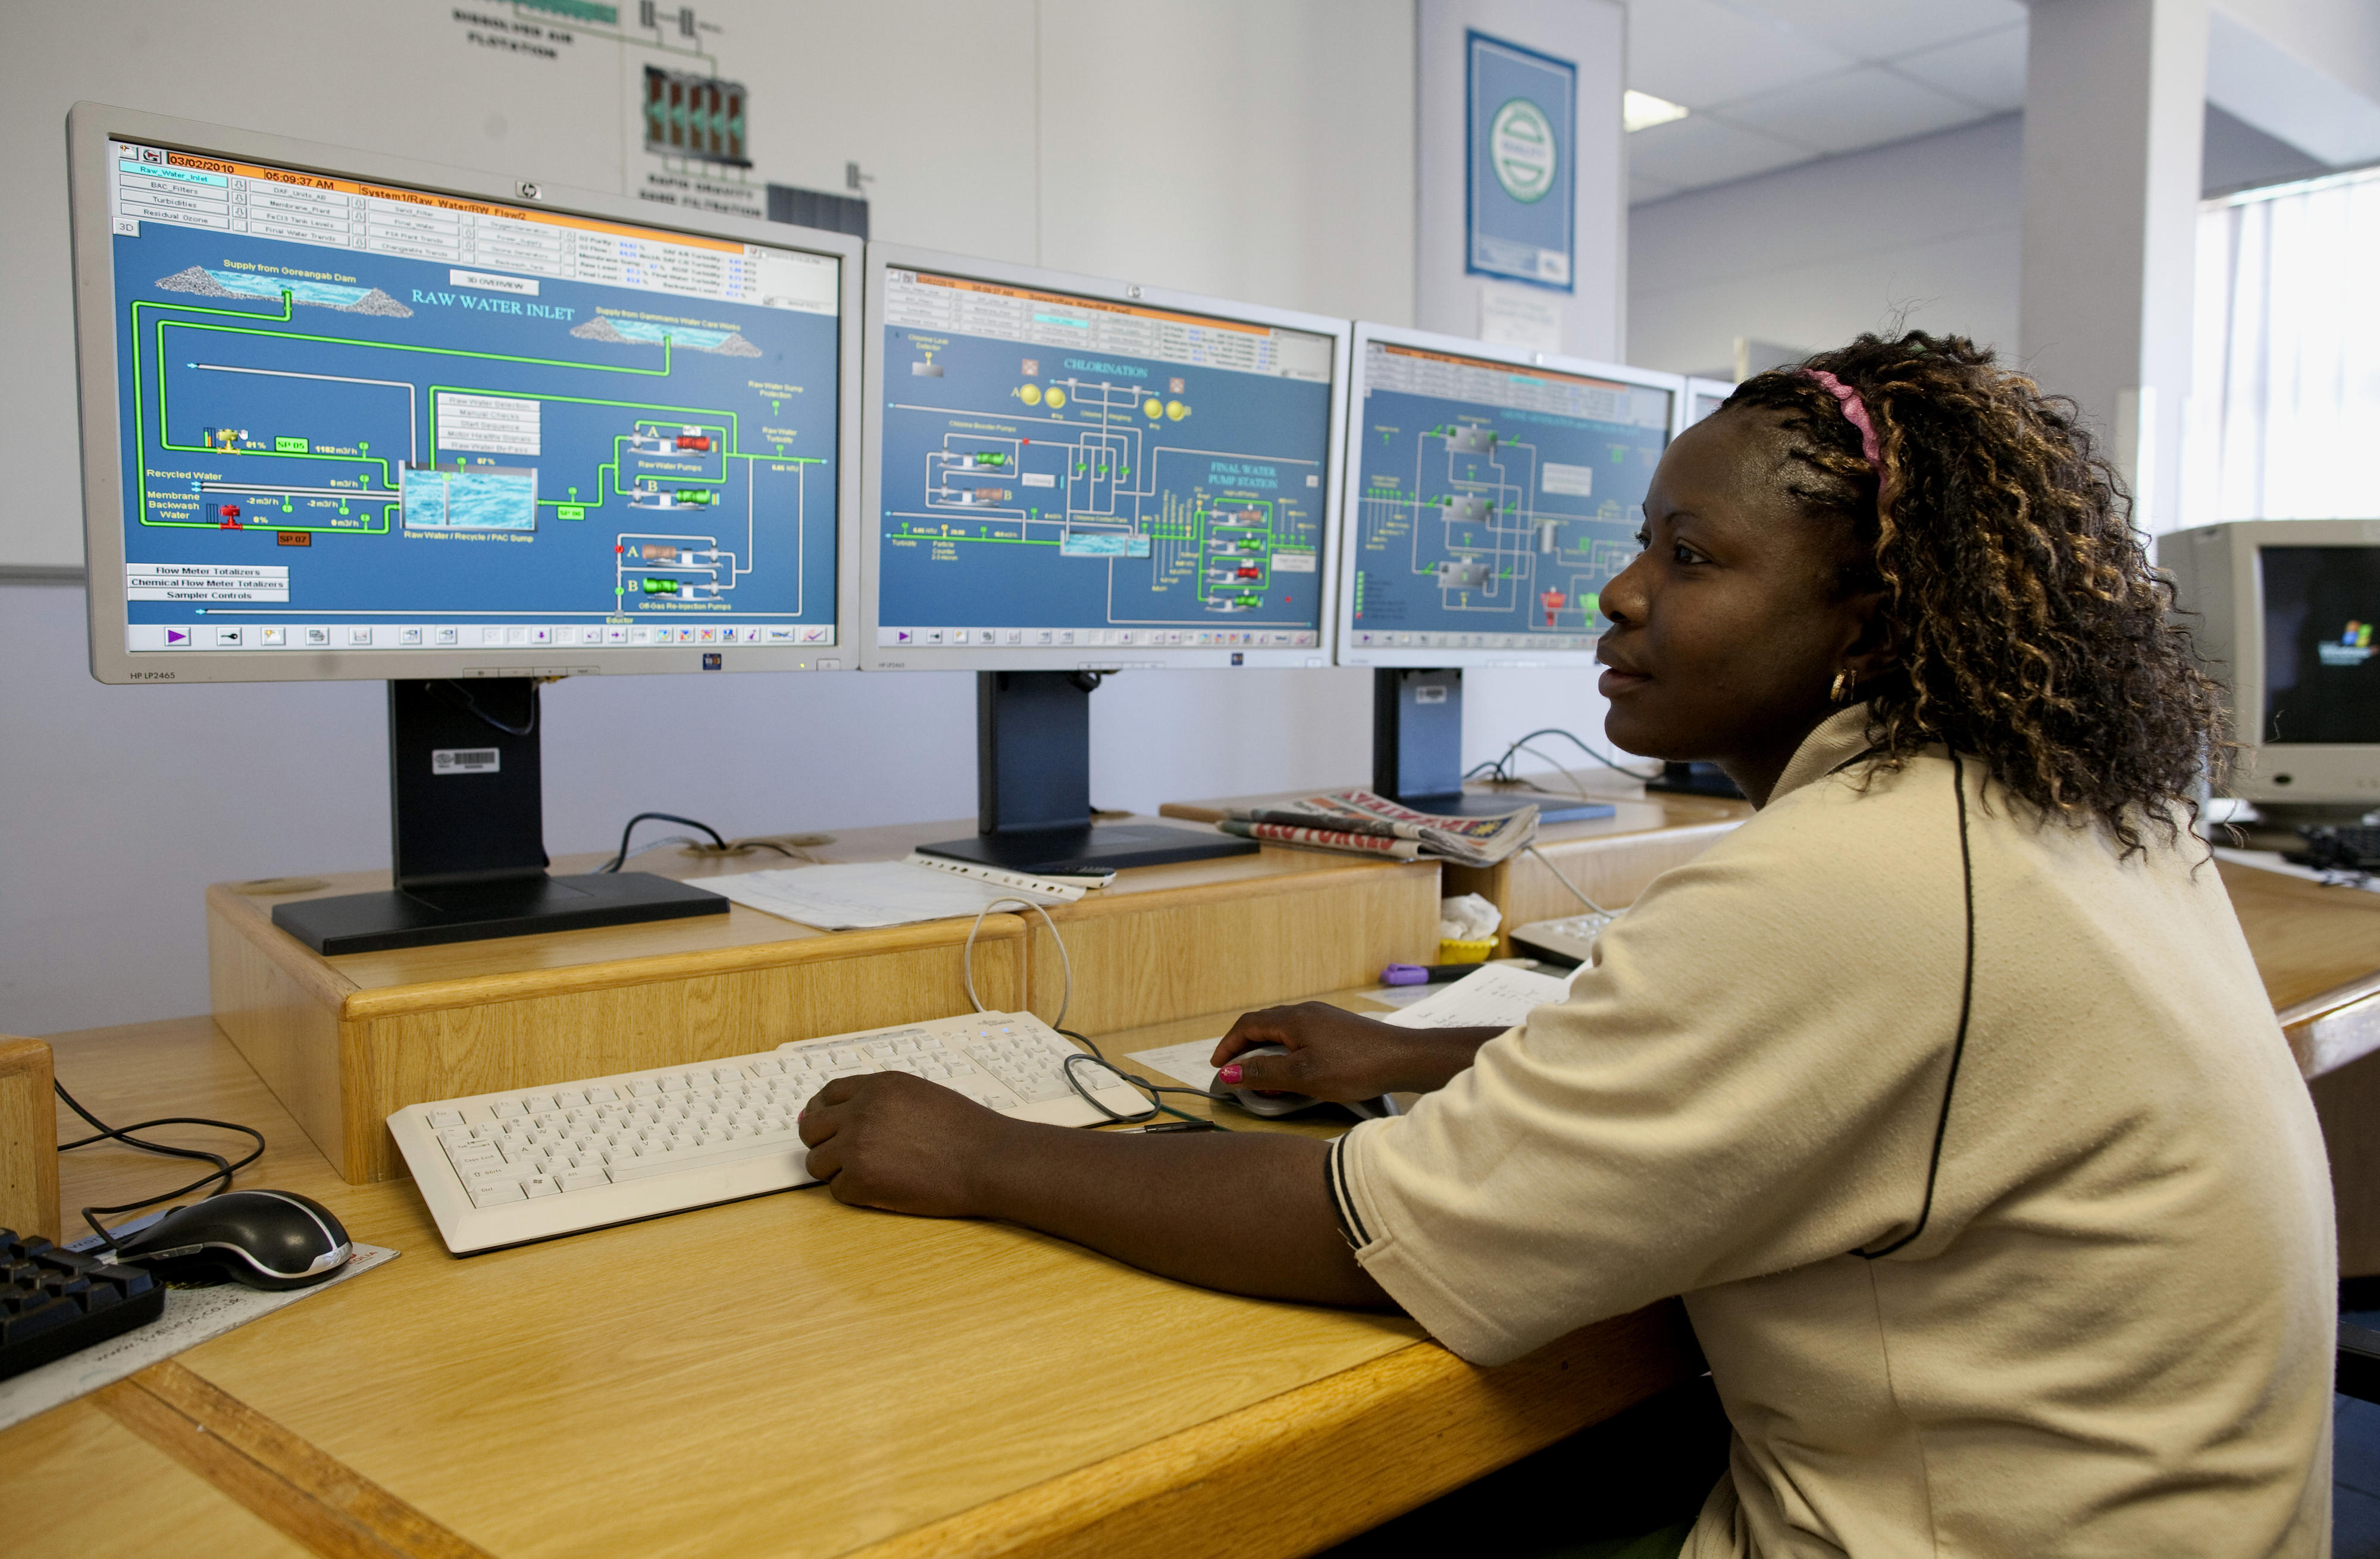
52, 1079, 265, 1250
600, 812, 729, 873
1475, 727, 1662, 787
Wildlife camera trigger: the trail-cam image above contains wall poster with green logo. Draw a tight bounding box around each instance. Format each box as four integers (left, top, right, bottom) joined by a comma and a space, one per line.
1465, 30, 1576, 291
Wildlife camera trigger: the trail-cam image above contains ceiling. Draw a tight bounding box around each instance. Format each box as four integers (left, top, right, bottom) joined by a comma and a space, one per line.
1627, 0, 2030, 205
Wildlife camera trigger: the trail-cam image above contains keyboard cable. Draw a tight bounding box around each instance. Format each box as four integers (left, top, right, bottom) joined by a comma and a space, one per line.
1524, 844, 1614, 917
962, 898, 1223, 1129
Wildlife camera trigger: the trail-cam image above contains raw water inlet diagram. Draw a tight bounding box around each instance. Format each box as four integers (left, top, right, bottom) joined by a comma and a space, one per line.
876, 330, 1332, 633
111, 196, 838, 641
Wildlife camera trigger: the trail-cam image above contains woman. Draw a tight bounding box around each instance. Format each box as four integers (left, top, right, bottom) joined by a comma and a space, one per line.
798, 334, 2337, 1555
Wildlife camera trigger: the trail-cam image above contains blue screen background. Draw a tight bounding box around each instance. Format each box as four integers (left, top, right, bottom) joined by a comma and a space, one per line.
112, 221, 838, 629
875, 325, 1331, 631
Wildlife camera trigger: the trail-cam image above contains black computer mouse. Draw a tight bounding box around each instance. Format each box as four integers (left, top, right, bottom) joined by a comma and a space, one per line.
108, 1189, 351, 1290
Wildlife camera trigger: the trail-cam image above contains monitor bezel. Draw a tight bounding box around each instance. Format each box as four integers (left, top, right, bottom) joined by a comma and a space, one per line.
1682, 375, 1737, 432
68, 102, 865, 686
2165, 518, 2380, 807
1335, 321, 1684, 671
857, 243, 1350, 673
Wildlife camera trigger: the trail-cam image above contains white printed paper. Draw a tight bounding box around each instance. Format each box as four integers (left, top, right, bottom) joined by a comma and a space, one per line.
0, 1244, 399, 1433
706, 861, 1069, 930
1128, 1038, 1225, 1091
1379, 962, 1579, 1031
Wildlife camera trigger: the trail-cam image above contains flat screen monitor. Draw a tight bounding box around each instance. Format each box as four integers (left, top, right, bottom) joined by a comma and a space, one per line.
1683, 376, 1735, 429
67, 103, 863, 952
860, 246, 1349, 672
2159, 519, 2380, 813
1334, 324, 1681, 670
72, 105, 860, 686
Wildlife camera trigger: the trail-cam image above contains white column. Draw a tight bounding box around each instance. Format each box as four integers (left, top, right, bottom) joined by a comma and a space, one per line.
2020, 0, 2207, 535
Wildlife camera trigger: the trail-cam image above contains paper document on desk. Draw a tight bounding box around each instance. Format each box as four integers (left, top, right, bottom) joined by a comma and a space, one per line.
706, 861, 1072, 930
0, 1241, 398, 1433
1126, 1038, 1226, 1091
1378, 962, 1580, 1031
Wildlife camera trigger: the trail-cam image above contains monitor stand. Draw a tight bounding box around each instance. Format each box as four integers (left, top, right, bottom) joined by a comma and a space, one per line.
271, 679, 726, 956
916, 672, 1258, 877
1372, 669, 1615, 824
1644, 760, 1745, 799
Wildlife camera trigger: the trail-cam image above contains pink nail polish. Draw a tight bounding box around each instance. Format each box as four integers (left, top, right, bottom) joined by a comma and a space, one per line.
1219, 1064, 1242, 1084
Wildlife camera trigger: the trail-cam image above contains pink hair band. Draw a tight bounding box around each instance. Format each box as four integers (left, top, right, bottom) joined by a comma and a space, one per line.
1804, 370, 1881, 468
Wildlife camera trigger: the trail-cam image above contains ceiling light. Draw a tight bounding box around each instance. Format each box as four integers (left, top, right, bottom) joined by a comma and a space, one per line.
1624, 90, 1690, 133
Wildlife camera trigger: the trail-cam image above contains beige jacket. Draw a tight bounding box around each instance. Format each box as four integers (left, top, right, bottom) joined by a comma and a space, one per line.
1332, 707, 2336, 1557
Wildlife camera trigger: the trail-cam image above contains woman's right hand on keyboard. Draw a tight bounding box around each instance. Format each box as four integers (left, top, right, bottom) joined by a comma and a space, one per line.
1210, 1003, 1504, 1100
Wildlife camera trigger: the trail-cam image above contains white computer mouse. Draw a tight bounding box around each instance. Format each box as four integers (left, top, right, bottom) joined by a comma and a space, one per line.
1212, 1044, 1400, 1121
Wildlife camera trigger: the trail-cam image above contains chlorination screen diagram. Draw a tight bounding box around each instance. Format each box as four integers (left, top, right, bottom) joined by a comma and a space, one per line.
1346, 341, 1671, 655
873, 269, 1334, 652
107, 141, 840, 657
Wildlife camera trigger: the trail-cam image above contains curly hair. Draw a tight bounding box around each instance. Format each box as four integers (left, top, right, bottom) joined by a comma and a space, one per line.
1721, 331, 2226, 853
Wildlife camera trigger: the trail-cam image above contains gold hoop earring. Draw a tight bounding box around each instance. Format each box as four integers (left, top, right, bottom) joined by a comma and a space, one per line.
1830, 670, 1856, 704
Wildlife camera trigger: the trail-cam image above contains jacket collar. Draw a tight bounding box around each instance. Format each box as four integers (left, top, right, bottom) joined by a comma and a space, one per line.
1766, 704, 1879, 807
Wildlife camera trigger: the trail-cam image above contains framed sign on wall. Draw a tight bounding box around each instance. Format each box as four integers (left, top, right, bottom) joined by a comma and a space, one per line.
1465, 30, 1577, 292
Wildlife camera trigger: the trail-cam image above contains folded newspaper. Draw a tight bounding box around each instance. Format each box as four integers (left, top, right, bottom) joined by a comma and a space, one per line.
1214, 789, 1537, 866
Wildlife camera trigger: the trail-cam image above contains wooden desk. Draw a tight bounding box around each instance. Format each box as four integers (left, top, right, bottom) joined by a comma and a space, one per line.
1161, 779, 1751, 955
211, 817, 1438, 1186
20, 1013, 1697, 1559
2218, 860, 2380, 1278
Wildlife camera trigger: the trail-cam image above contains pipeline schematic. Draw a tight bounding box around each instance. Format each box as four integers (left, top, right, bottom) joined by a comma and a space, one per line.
873, 269, 1335, 643
108, 142, 840, 651
1347, 341, 1672, 652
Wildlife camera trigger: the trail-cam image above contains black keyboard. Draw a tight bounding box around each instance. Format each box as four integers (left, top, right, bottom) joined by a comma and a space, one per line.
2286, 824, 2380, 871
2, 1229, 165, 1381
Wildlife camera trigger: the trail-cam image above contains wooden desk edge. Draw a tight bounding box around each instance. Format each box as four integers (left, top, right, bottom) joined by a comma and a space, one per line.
2281, 970, 2380, 1078
207, 884, 1031, 1022
333, 915, 1032, 1021
843, 1303, 1702, 1559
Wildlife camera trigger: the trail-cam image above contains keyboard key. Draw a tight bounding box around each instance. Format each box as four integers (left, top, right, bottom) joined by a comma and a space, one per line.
430, 1108, 465, 1128
559, 1166, 608, 1191
523, 1176, 560, 1198
471, 1180, 527, 1207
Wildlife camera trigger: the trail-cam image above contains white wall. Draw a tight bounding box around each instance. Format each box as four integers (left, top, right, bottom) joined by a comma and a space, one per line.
1, 0, 1619, 1036
1626, 113, 2024, 378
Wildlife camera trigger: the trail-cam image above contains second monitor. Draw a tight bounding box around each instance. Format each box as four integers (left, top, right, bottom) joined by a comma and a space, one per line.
860, 247, 1352, 873
1336, 324, 1681, 818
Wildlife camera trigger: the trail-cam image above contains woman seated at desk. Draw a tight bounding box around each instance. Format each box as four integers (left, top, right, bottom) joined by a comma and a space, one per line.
797, 332, 2337, 1557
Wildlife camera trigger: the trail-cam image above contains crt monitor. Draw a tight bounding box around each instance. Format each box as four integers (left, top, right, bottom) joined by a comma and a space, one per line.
68, 103, 862, 952
859, 244, 1351, 874
1334, 322, 1681, 817
2159, 519, 2380, 826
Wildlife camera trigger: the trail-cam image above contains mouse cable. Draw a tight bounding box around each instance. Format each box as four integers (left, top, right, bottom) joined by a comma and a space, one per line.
963, 897, 1072, 1033
1523, 845, 1614, 917
51, 1078, 265, 1251
598, 811, 729, 873
1057, 1051, 1225, 1130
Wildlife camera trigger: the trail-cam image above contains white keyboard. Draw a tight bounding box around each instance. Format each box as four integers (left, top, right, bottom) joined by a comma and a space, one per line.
1508, 910, 1620, 964
389, 1011, 1142, 1254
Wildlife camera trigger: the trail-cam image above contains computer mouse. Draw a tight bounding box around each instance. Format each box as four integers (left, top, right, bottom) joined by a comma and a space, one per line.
1212, 1044, 1401, 1122
107, 1189, 351, 1291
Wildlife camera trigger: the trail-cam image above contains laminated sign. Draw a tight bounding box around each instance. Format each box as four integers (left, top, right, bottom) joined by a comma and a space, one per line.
1465, 32, 1577, 291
